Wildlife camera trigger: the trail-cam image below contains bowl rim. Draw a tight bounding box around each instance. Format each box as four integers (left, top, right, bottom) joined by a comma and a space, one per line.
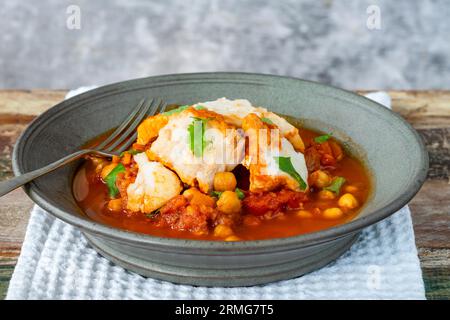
12, 72, 429, 250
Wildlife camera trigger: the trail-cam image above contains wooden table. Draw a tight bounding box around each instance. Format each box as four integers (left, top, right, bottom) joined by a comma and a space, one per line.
0, 90, 449, 300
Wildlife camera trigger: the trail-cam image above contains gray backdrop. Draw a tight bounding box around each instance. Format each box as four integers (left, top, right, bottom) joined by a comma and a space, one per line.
1, 0, 449, 89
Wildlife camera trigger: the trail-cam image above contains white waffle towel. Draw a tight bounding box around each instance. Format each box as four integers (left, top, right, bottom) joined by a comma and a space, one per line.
6, 89, 425, 300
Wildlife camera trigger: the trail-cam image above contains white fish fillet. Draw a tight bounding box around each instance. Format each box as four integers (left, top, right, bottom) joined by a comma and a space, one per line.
126, 153, 182, 213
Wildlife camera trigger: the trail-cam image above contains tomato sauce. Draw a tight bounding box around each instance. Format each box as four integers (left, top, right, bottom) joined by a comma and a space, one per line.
73, 126, 371, 241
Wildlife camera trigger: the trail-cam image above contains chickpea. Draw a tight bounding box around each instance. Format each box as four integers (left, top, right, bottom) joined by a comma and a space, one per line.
297, 210, 313, 218
338, 193, 359, 210
322, 207, 344, 219
107, 199, 122, 212
213, 224, 234, 238
217, 191, 241, 214
213, 172, 237, 191
186, 205, 197, 216
310, 170, 331, 188
318, 190, 336, 200
90, 156, 104, 166
101, 163, 118, 180
329, 141, 344, 161
196, 194, 216, 208
90, 157, 107, 174
183, 188, 216, 208
225, 235, 241, 242
344, 185, 359, 193
182, 188, 196, 199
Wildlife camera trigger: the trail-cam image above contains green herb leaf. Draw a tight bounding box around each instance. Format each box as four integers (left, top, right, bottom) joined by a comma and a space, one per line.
119, 149, 142, 157
274, 156, 307, 190
146, 208, 161, 219
235, 188, 245, 200
261, 117, 274, 125
324, 177, 346, 195
162, 105, 190, 116
104, 163, 125, 198
188, 117, 210, 157
314, 133, 332, 144
162, 104, 206, 116
210, 190, 223, 198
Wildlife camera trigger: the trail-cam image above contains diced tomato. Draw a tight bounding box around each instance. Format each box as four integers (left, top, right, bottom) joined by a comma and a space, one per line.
306, 138, 344, 172
320, 141, 333, 155
243, 189, 308, 216
305, 147, 321, 172
329, 141, 343, 161
321, 153, 336, 166
158, 195, 219, 234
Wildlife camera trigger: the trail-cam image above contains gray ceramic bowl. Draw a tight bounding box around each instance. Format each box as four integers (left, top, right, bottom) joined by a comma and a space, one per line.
12, 73, 428, 286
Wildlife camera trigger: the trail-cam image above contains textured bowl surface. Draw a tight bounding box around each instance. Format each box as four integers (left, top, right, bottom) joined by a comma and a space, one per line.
12, 73, 428, 286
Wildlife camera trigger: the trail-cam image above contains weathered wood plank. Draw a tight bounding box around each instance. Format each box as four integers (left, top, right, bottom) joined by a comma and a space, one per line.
0, 188, 33, 244
0, 264, 14, 300
417, 248, 450, 299
358, 90, 450, 129
417, 128, 450, 180
409, 180, 450, 249
390, 91, 450, 130
0, 90, 66, 116
0, 89, 449, 127
422, 267, 450, 300
0, 123, 30, 180
418, 248, 450, 269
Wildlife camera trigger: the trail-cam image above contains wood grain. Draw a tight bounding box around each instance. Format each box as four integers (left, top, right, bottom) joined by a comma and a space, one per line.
0, 89, 449, 299
0, 90, 66, 116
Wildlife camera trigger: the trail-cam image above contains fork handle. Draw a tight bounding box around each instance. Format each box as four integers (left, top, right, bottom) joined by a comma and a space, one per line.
0, 149, 92, 197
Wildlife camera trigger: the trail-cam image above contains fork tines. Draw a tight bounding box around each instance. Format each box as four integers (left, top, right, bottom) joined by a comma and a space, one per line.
96, 98, 166, 154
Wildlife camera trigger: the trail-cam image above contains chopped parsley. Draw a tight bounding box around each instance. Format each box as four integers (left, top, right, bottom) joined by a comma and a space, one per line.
210, 190, 223, 198
104, 163, 125, 198
146, 208, 160, 219
162, 105, 190, 116
211, 188, 245, 199
261, 117, 274, 125
188, 117, 211, 157
162, 104, 206, 116
274, 156, 307, 190
324, 177, 346, 195
235, 188, 245, 200
314, 133, 333, 144
119, 149, 142, 157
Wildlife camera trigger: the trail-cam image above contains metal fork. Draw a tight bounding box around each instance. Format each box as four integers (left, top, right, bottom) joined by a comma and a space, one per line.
0, 98, 166, 197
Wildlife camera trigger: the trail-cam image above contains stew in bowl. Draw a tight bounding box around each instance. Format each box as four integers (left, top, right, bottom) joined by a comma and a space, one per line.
13, 73, 427, 286
73, 98, 371, 241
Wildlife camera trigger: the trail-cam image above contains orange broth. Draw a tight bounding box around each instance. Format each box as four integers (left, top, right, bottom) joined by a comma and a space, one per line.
73, 127, 371, 241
